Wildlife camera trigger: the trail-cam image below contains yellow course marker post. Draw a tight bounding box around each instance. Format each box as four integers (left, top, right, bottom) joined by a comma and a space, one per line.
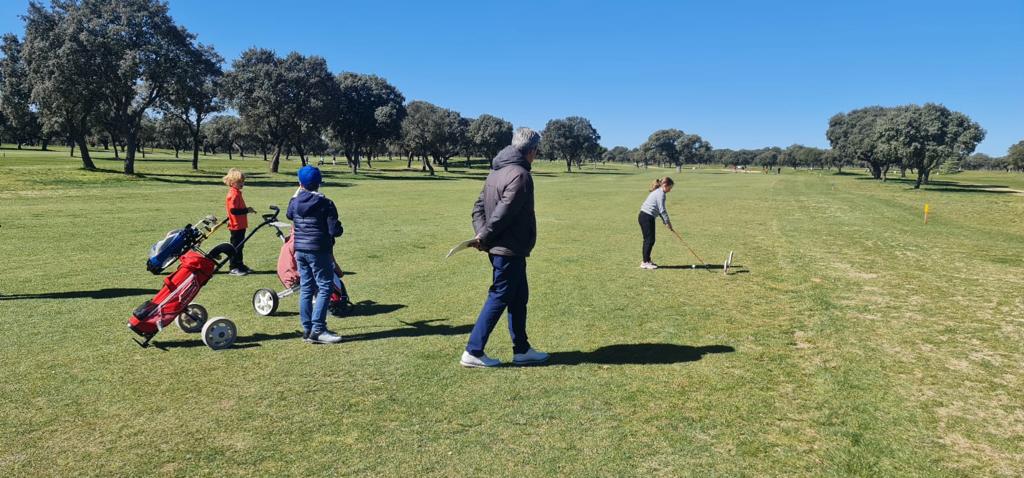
924, 203, 930, 224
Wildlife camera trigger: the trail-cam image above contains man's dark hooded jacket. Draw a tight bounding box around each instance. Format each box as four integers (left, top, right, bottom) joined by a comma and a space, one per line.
472, 145, 536, 257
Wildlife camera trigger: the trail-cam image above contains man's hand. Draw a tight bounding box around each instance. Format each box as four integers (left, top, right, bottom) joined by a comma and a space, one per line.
469, 234, 486, 251
666, 222, 674, 231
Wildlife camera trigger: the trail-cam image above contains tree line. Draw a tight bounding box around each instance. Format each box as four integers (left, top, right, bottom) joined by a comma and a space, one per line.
0, 1, 1019, 180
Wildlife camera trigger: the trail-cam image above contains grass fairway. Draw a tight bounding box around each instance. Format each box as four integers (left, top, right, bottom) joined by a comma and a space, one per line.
1, 148, 1022, 476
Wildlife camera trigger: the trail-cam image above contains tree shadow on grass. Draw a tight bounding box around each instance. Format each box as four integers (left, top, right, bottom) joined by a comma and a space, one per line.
0, 288, 158, 301
152, 330, 302, 350
137, 173, 352, 189
548, 343, 735, 366
344, 319, 472, 342
853, 176, 1016, 193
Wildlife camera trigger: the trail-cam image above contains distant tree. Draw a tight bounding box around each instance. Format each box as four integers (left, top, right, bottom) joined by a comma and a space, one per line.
224, 49, 338, 172
156, 115, 190, 158
205, 115, 241, 159
22, 1, 106, 169
137, 114, 158, 158
676, 133, 711, 168
603, 146, 631, 163
161, 44, 223, 170
541, 116, 600, 172
467, 114, 513, 168
399, 100, 466, 175
1007, 140, 1024, 172
827, 106, 893, 179
755, 147, 782, 171
877, 104, 985, 188
330, 72, 405, 174
639, 129, 684, 169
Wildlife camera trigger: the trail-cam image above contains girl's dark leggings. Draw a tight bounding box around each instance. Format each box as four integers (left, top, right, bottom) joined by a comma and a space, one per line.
638, 212, 656, 263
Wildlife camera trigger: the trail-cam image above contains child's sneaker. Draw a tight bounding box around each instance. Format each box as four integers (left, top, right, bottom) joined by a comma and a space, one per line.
229, 268, 249, 276
640, 262, 658, 270
308, 330, 342, 344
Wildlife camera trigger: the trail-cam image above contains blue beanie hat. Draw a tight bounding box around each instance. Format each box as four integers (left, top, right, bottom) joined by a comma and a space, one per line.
298, 166, 322, 190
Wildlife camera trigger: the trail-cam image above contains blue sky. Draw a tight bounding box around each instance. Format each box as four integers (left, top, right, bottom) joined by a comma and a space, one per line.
1, 0, 1021, 154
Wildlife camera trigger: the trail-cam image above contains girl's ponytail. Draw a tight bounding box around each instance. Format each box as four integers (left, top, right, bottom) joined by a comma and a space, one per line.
650, 176, 674, 192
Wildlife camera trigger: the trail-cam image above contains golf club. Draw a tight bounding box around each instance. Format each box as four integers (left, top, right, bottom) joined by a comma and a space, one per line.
670, 229, 706, 266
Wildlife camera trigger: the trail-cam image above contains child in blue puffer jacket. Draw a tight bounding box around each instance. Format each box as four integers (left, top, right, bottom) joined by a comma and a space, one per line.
287, 165, 344, 344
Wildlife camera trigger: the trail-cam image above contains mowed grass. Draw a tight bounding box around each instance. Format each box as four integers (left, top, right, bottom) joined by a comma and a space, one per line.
1, 147, 1022, 477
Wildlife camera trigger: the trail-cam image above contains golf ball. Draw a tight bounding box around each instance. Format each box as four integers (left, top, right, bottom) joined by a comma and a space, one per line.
692, 264, 696, 269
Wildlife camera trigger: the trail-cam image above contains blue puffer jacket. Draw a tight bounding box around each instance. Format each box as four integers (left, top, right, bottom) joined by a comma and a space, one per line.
286, 189, 343, 252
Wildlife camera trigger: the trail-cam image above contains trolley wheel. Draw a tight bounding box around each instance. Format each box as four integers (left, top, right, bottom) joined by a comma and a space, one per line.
176, 304, 208, 333
201, 317, 236, 350
252, 288, 279, 316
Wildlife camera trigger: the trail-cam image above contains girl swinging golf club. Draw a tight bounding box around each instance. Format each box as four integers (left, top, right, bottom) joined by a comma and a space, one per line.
638, 176, 674, 270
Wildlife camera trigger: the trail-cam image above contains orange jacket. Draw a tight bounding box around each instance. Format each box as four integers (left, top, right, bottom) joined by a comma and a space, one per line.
226, 187, 248, 230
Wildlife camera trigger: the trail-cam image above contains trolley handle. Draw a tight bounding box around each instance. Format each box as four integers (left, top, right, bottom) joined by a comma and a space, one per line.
261, 204, 281, 223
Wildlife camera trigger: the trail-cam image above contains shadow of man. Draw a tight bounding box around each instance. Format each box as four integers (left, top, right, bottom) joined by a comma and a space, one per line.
548, 343, 734, 366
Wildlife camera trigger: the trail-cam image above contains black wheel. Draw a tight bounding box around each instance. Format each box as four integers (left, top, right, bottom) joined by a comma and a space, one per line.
176, 304, 208, 333
252, 288, 279, 316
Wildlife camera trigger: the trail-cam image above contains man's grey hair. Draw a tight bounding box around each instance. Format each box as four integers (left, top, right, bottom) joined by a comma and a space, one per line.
511, 127, 541, 154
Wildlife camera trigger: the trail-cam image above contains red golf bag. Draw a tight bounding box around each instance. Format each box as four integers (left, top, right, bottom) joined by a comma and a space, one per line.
129, 250, 219, 340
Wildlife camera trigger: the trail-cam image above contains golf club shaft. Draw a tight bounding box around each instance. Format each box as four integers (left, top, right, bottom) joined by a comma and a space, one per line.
671, 229, 706, 265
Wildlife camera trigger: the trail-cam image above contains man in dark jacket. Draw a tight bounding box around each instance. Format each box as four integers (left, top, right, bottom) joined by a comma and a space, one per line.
461, 128, 549, 368
287, 166, 344, 344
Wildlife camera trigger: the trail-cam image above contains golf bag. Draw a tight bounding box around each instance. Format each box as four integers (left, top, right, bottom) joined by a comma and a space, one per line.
146, 215, 226, 274
277, 234, 351, 312
130, 245, 233, 343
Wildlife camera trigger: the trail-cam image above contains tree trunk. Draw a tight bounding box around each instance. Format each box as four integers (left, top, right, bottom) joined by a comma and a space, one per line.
75, 135, 95, 170
262, 146, 267, 161
40, 138, 48, 151
191, 135, 201, 170
174, 147, 179, 158
422, 155, 435, 176
123, 134, 137, 175
868, 163, 882, 179
439, 155, 449, 172
407, 154, 413, 169
565, 157, 572, 172
270, 143, 282, 173
70, 140, 75, 157
227, 146, 233, 160
365, 150, 373, 169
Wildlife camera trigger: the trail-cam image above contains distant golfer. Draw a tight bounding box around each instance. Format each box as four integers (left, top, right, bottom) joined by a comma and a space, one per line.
638, 177, 674, 269
461, 128, 549, 368
287, 166, 344, 344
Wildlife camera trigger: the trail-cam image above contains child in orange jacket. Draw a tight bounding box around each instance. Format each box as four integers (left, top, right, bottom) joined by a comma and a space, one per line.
223, 168, 255, 276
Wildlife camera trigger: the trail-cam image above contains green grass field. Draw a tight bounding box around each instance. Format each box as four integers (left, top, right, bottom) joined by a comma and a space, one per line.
1, 147, 1022, 476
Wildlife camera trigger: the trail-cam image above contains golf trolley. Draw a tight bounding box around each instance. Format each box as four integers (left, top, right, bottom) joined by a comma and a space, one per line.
130, 205, 290, 350
251, 230, 352, 318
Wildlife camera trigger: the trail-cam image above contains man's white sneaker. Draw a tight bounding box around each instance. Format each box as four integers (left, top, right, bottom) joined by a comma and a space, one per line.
512, 348, 550, 365
460, 351, 501, 368
640, 262, 658, 270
